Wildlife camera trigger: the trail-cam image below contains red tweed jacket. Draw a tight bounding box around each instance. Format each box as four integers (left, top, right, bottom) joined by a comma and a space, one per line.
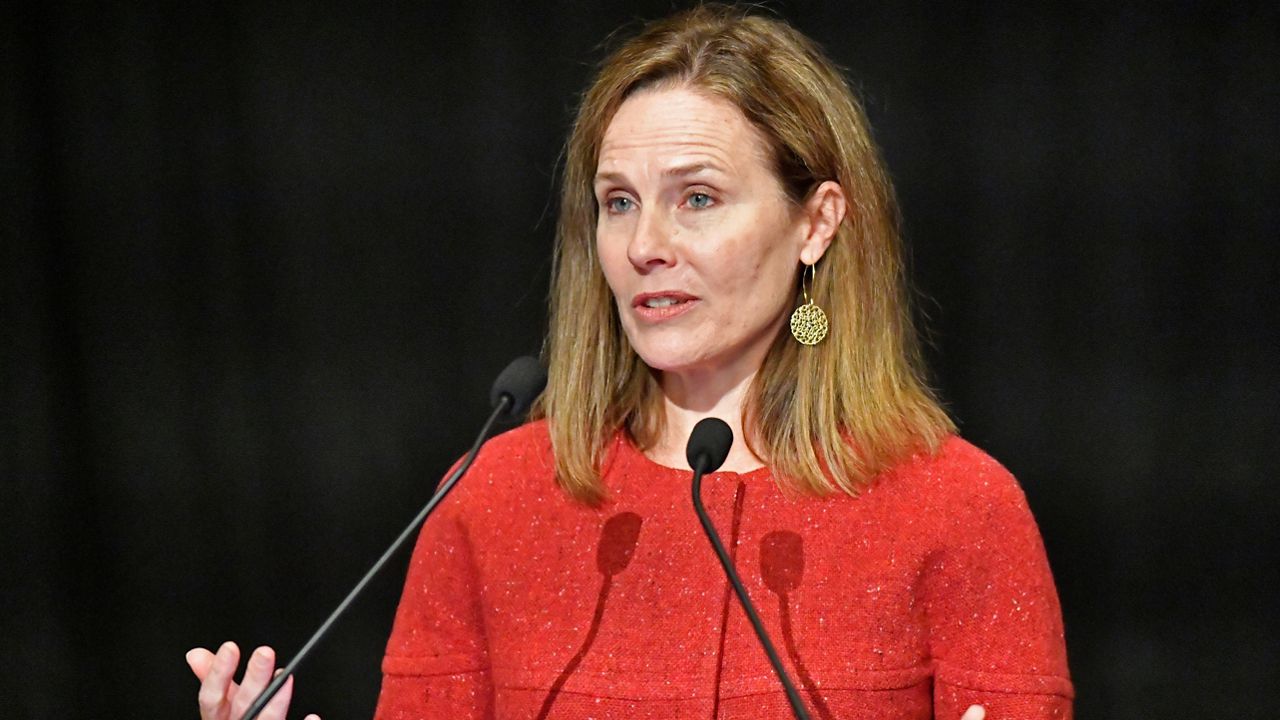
374, 421, 1073, 719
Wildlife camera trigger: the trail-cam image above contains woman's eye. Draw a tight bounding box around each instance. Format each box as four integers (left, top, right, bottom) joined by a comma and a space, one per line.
687, 192, 714, 209
605, 197, 634, 213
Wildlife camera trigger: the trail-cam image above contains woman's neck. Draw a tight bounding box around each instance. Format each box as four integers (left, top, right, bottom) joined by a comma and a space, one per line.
646, 364, 765, 474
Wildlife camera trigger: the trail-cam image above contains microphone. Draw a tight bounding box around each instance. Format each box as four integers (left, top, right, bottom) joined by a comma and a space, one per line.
685, 417, 733, 475
242, 356, 547, 720
686, 418, 811, 720
490, 355, 546, 416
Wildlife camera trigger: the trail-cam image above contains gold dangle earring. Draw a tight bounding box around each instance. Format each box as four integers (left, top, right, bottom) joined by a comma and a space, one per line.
789, 263, 828, 345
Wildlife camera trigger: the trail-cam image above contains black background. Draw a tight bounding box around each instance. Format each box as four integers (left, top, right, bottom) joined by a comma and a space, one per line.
4, 2, 1277, 718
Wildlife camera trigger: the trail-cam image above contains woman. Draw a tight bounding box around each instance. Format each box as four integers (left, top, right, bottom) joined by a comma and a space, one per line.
189, 6, 1072, 719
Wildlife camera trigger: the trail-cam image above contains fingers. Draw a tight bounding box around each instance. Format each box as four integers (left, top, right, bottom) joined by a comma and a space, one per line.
186, 647, 216, 681
258, 673, 296, 720
961, 705, 986, 720
197, 641, 241, 720
230, 646, 279, 720
191, 642, 310, 720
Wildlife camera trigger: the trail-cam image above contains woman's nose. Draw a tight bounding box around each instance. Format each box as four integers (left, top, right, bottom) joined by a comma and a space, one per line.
626, 208, 676, 271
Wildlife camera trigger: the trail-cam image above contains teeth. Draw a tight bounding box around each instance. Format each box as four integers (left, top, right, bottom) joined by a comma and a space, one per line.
644, 297, 682, 308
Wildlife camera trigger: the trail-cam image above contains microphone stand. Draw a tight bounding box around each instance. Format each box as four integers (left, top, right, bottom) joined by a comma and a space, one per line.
241, 397, 513, 720
690, 455, 812, 720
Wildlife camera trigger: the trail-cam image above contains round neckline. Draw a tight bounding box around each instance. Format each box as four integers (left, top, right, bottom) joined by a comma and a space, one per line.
614, 430, 775, 482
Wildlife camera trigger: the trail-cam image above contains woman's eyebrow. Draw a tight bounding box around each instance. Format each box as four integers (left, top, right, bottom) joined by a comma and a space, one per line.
662, 162, 724, 178
593, 162, 725, 187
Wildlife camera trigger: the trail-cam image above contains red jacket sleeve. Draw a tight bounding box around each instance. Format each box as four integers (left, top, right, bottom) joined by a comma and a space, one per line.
373, 495, 493, 720
920, 450, 1074, 719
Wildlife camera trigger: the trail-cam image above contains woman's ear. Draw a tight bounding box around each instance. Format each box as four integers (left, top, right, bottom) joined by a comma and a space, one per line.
798, 180, 847, 266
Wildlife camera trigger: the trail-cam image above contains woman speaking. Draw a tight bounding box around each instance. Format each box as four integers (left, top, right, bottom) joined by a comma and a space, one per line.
188, 6, 1072, 719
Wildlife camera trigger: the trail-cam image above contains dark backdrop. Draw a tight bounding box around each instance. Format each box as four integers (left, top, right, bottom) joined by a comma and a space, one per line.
4, 2, 1277, 718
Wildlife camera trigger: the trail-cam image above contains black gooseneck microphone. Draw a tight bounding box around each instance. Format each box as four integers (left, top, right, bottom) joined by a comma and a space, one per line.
686, 418, 812, 720
242, 356, 547, 720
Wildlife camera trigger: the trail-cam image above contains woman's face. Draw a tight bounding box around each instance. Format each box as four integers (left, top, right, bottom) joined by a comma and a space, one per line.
594, 86, 818, 380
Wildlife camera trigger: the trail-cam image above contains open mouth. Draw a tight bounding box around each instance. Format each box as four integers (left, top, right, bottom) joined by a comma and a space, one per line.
642, 296, 688, 308
632, 292, 698, 320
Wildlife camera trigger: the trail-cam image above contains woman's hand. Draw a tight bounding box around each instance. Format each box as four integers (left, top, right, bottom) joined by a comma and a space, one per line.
960, 705, 986, 720
186, 642, 321, 720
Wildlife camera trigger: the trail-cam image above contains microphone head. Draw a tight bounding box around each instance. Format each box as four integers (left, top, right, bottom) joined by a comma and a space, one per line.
490, 356, 547, 416
685, 417, 733, 474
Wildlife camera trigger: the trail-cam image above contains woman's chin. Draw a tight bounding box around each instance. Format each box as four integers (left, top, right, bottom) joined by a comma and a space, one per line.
631, 348, 707, 377
633, 345, 747, 381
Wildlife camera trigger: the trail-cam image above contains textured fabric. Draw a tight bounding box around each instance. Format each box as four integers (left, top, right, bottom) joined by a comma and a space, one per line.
374, 421, 1072, 719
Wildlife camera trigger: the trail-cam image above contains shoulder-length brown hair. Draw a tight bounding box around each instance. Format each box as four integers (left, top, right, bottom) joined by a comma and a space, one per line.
531, 4, 954, 503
